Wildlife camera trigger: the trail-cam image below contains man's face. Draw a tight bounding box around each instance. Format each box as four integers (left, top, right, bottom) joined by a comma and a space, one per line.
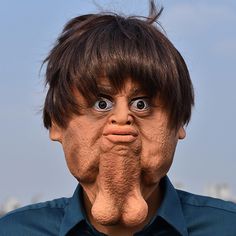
50, 78, 185, 227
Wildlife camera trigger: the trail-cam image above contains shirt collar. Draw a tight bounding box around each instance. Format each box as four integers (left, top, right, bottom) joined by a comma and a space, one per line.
59, 184, 85, 236
155, 176, 188, 236
59, 176, 188, 236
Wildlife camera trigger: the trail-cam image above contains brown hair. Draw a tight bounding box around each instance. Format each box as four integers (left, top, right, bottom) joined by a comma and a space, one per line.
43, 2, 194, 129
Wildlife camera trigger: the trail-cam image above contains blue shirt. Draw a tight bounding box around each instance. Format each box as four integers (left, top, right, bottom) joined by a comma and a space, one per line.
1, 176, 236, 235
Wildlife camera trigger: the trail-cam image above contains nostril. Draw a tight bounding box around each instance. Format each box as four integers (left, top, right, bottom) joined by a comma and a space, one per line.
109, 115, 133, 125
126, 120, 132, 125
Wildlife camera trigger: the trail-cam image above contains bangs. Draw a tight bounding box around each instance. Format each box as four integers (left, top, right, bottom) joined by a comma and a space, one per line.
43, 13, 193, 129
69, 15, 178, 101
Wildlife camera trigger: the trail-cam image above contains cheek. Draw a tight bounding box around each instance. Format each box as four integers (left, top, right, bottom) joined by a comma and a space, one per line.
140, 126, 178, 184
62, 124, 103, 183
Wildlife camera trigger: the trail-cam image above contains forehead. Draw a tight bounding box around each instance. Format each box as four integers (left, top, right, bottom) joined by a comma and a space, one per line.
96, 77, 146, 96
74, 75, 161, 109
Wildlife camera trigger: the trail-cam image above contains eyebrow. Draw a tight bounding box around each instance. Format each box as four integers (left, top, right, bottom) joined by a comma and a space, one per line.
97, 85, 116, 96
129, 88, 146, 98
97, 85, 145, 98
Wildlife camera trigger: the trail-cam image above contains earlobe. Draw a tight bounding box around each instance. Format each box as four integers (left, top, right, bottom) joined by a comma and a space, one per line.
49, 122, 63, 143
178, 126, 186, 140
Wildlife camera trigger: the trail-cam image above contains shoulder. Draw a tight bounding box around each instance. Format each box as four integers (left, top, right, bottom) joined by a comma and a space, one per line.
0, 197, 69, 236
177, 189, 236, 235
177, 189, 236, 214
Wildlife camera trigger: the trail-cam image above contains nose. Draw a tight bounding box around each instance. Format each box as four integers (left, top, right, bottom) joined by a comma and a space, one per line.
108, 101, 134, 125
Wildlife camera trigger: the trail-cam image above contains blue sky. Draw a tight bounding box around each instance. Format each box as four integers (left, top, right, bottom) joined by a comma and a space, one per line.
0, 0, 236, 205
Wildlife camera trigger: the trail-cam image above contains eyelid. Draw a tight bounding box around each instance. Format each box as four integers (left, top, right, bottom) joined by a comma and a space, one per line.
130, 97, 151, 111
98, 93, 113, 101
93, 96, 113, 111
130, 96, 150, 104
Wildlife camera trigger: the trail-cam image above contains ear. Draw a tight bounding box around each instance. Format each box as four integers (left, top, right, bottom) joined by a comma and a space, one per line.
49, 121, 63, 143
177, 126, 186, 140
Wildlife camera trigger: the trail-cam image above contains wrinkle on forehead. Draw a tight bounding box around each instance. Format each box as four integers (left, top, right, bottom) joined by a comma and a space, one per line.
97, 85, 146, 100
73, 76, 153, 108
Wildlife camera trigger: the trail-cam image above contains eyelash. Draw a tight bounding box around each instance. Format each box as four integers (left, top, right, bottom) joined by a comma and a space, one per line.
130, 97, 150, 111
93, 97, 113, 111
93, 96, 151, 112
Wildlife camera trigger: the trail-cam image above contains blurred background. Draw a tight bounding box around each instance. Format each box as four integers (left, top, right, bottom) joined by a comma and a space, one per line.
0, 0, 236, 215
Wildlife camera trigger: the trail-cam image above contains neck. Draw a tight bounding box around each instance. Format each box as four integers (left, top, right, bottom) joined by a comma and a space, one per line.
83, 183, 162, 236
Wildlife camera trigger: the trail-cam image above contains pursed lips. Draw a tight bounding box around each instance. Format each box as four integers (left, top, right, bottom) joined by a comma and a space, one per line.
103, 127, 138, 143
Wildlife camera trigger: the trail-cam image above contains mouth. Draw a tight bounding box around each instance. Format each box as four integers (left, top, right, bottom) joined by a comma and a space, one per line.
105, 134, 137, 143
103, 128, 138, 143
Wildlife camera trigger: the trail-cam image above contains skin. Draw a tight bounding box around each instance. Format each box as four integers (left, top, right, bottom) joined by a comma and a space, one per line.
50, 78, 186, 236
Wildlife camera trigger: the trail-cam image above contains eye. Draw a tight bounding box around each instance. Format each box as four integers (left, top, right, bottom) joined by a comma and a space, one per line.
93, 97, 113, 111
130, 98, 150, 111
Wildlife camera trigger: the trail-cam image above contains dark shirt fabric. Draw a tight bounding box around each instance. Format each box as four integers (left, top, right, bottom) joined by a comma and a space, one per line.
1, 176, 236, 236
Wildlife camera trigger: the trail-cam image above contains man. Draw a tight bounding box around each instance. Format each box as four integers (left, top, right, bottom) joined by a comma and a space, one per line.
1, 2, 236, 236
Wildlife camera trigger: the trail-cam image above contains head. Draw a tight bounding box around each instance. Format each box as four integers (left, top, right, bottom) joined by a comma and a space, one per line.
43, 2, 194, 228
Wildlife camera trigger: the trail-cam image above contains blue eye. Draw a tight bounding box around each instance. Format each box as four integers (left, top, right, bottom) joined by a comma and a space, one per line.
93, 97, 113, 111
131, 98, 150, 111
